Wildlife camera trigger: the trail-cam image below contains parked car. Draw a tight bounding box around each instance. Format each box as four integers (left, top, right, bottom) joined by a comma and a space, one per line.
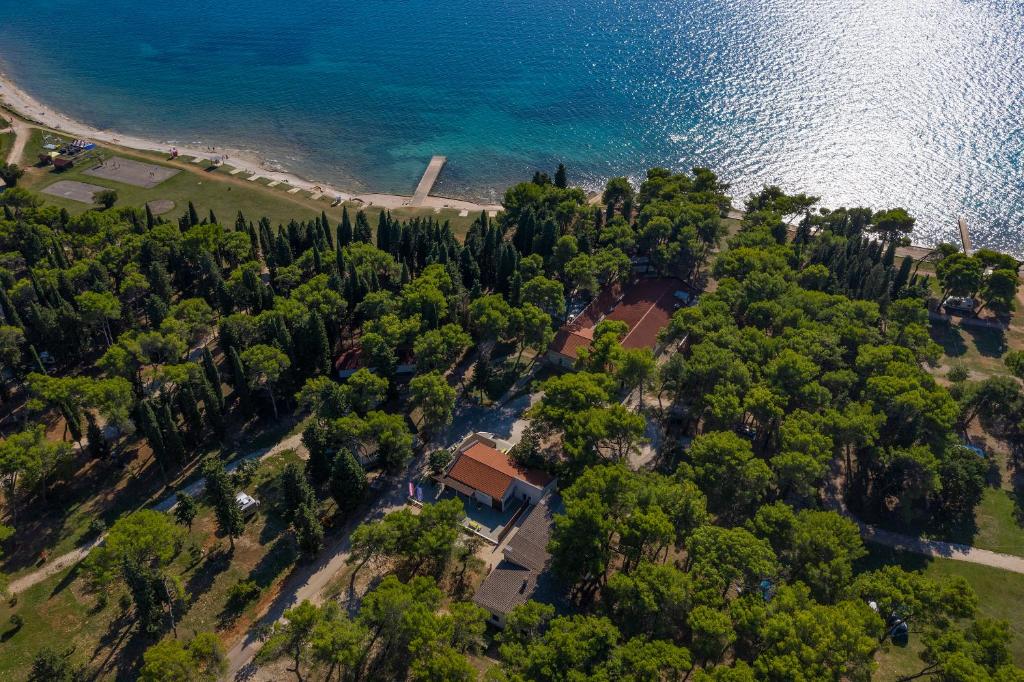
235, 491, 260, 518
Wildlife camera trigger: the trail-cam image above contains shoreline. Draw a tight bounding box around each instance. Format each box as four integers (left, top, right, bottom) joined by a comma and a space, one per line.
0, 71, 503, 214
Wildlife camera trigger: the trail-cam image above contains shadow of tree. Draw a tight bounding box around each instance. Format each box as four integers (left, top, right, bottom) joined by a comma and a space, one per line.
929, 322, 967, 358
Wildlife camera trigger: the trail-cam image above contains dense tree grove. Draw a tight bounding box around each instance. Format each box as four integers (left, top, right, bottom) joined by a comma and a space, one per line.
1, 164, 1022, 680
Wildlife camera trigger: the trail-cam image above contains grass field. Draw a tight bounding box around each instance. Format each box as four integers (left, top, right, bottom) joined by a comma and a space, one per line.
0, 448, 305, 680
862, 543, 1024, 679
0, 131, 12, 161
14, 127, 480, 237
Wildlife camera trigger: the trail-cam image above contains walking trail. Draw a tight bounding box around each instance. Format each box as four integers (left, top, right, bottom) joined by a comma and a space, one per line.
823, 459, 1024, 575
6, 432, 306, 596
3, 116, 30, 165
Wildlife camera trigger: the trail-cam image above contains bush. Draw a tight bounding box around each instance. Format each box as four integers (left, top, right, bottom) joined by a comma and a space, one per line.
227, 579, 260, 608
9, 613, 24, 629
232, 459, 259, 487
87, 518, 107, 538
428, 449, 452, 475
947, 362, 970, 383
94, 189, 118, 209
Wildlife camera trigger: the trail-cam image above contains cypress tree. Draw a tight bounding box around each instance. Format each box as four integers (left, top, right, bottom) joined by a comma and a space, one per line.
145, 203, 156, 229
177, 384, 204, 444
139, 401, 168, 482
509, 270, 523, 307
281, 462, 316, 522
202, 348, 223, 408
353, 211, 372, 243
160, 403, 187, 464
293, 503, 324, 556
61, 401, 83, 446
321, 211, 333, 249
0, 287, 23, 327
302, 422, 335, 485
329, 448, 367, 514
339, 207, 353, 246
208, 209, 218, 225
554, 163, 567, 189
86, 412, 110, 459
187, 201, 200, 228
274, 232, 294, 267
198, 375, 226, 440
229, 347, 251, 413
202, 459, 244, 549
308, 312, 331, 376
376, 210, 390, 252
893, 255, 914, 294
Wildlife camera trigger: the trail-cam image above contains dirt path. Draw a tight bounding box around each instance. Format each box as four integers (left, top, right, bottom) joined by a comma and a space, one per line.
4, 117, 29, 165
7, 431, 307, 596
824, 459, 1024, 575
224, 466, 413, 680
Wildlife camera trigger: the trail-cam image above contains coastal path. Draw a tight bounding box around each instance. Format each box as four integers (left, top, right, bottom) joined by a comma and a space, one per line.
6, 431, 306, 596
410, 155, 446, 206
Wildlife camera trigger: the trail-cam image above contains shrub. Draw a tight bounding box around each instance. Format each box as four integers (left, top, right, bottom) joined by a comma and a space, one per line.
428, 449, 452, 475
227, 579, 260, 608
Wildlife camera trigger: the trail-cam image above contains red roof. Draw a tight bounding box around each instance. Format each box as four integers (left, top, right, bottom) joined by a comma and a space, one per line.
549, 278, 683, 360
446, 441, 553, 500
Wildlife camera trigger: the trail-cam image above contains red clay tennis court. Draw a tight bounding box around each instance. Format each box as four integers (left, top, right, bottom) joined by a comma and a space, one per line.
548, 278, 685, 363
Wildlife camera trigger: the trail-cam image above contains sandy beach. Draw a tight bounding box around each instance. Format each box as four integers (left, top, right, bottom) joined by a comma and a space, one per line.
0, 71, 502, 213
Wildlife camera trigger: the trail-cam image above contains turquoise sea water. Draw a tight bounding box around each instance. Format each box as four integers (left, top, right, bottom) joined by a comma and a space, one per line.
1, 0, 1022, 251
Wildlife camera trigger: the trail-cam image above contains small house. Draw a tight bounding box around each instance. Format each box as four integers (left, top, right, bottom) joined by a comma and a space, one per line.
438, 433, 555, 512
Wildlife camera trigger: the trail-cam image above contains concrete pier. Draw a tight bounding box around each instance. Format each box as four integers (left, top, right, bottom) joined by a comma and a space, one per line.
411, 155, 446, 206
958, 217, 972, 255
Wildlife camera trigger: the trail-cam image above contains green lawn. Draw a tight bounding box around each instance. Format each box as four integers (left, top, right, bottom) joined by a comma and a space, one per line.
873, 486, 1024, 559
0, 448, 304, 680
862, 544, 1024, 680
0, 131, 12, 161
16, 127, 480, 237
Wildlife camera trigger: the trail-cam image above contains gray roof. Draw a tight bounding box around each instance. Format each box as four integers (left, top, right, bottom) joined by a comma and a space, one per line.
473, 494, 565, 618
502, 494, 558, 571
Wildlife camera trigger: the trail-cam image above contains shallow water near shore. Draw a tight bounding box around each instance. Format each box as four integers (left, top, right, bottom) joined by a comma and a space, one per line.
1, 0, 1022, 252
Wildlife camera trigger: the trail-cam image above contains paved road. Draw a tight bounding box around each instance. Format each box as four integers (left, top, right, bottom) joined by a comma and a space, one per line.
8, 432, 307, 595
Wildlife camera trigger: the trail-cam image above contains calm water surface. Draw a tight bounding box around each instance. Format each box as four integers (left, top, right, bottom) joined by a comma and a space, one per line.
1, 0, 1022, 251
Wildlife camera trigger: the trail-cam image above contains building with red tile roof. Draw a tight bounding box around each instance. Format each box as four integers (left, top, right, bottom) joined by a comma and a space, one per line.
547, 277, 690, 368
439, 434, 555, 512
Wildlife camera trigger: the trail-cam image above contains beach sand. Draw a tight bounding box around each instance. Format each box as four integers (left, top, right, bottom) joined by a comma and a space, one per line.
0, 71, 502, 213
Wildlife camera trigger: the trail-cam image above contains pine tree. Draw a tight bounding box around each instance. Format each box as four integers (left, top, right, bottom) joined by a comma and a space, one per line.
293, 503, 323, 556
203, 459, 244, 549
229, 347, 251, 414
329, 449, 367, 514
281, 462, 316, 522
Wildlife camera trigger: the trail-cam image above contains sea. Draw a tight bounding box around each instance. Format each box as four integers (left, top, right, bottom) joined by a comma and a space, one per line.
1, 0, 1022, 252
